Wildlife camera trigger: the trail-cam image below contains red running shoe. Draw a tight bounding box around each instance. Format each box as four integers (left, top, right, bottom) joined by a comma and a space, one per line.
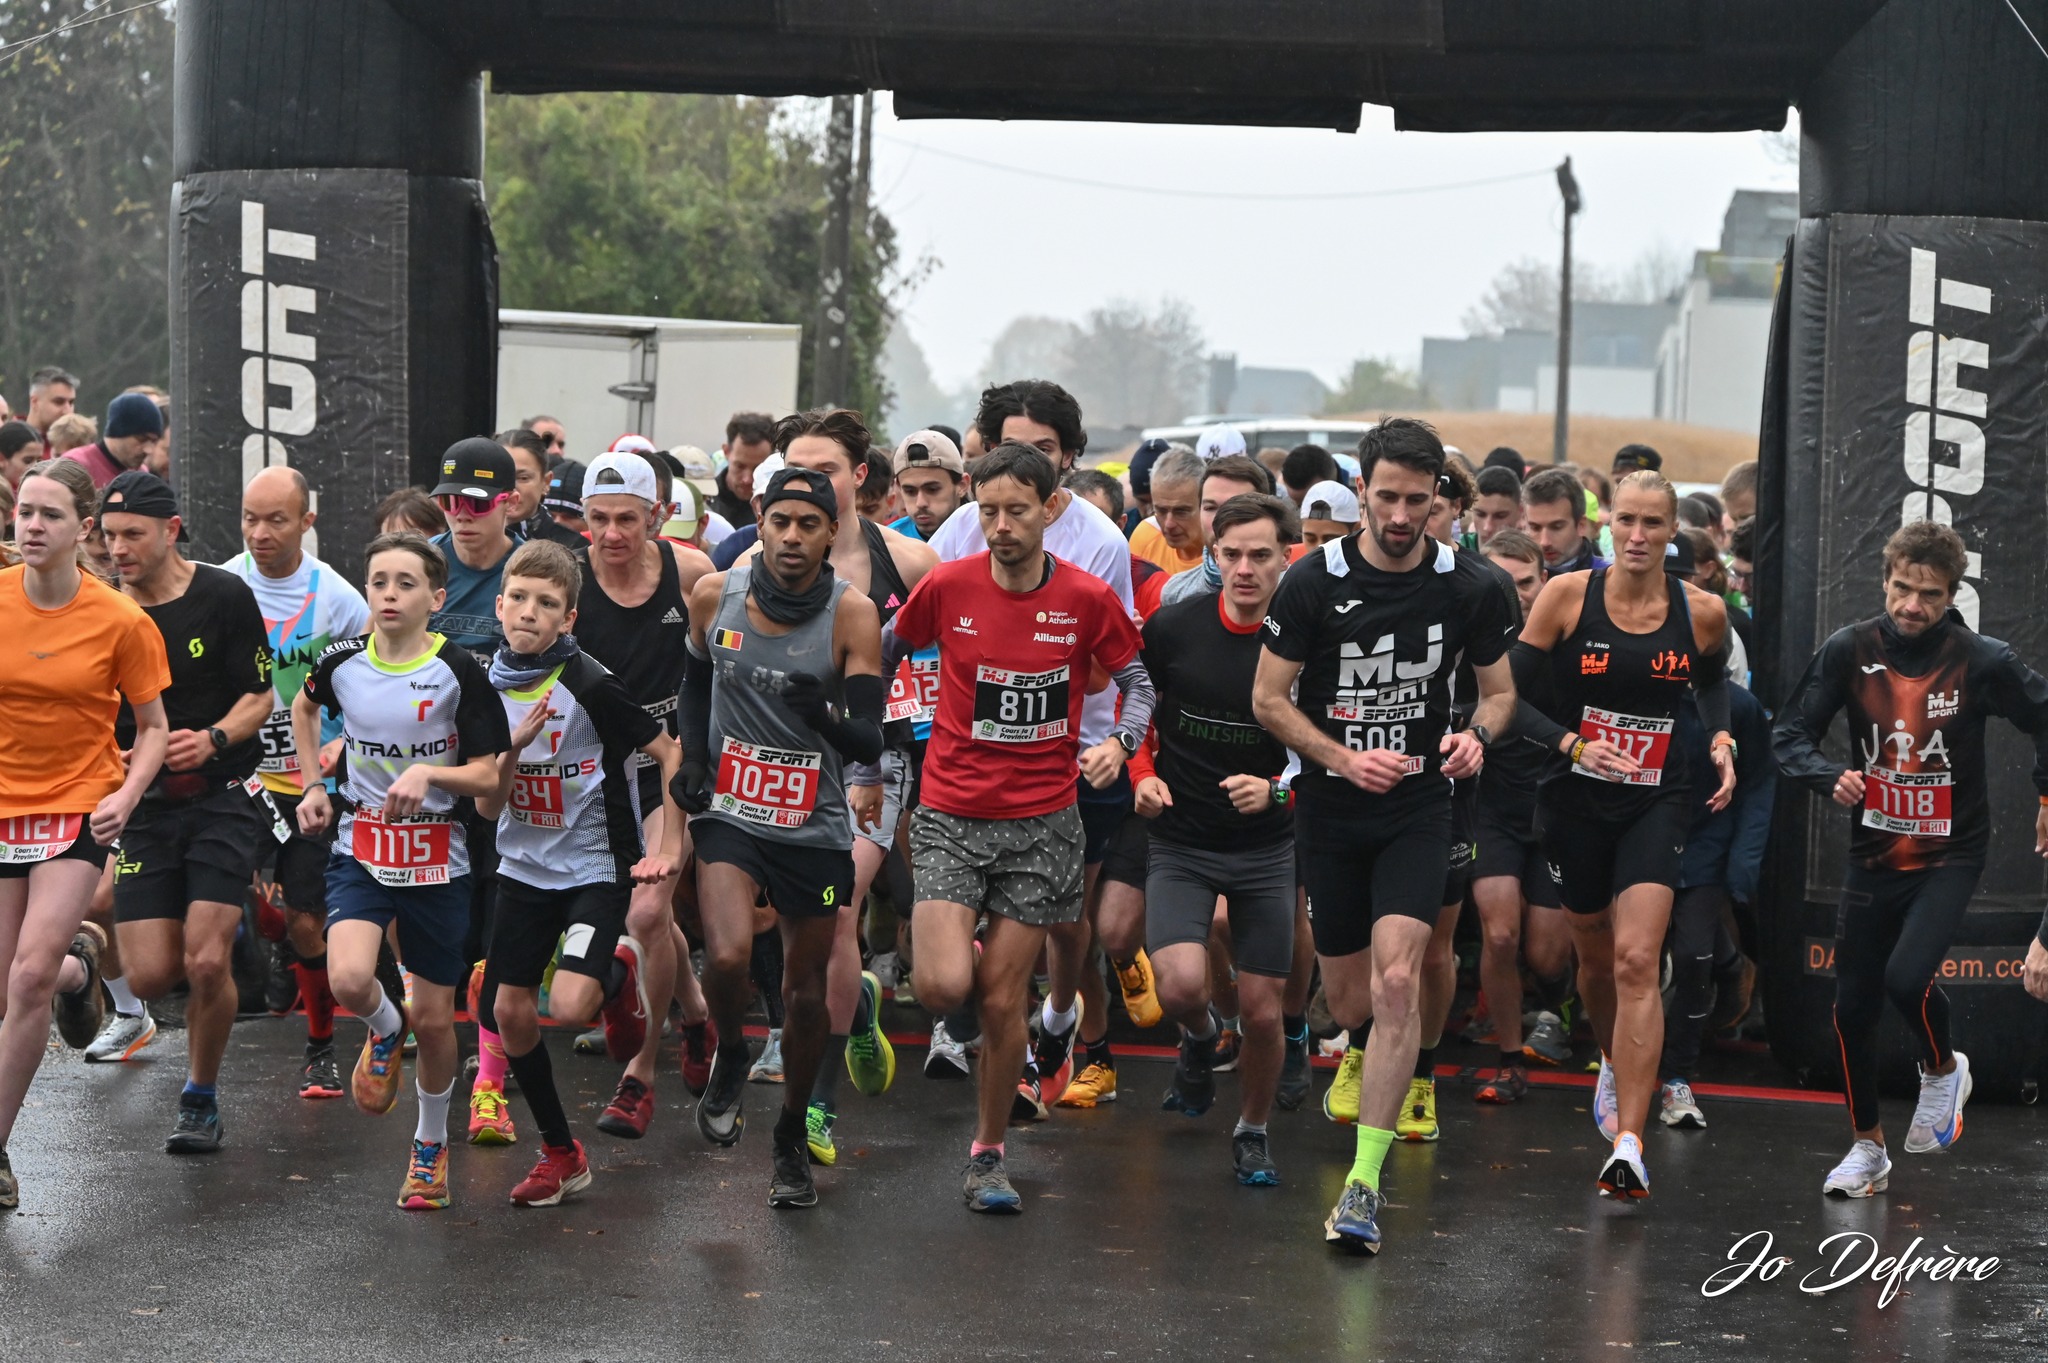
601, 937, 648, 1063
680, 1018, 717, 1097
511, 1140, 592, 1207
595, 1074, 654, 1140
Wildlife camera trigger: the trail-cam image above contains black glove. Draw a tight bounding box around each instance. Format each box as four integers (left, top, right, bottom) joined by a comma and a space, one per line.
670, 760, 713, 815
779, 672, 833, 730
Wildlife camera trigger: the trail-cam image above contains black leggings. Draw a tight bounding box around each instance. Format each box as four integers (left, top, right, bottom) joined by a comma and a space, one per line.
1832, 862, 1979, 1132
1660, 885, 1740, 1080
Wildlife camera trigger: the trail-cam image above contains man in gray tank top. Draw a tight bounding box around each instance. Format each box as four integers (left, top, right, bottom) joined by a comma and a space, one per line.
669, 466, 885, 1210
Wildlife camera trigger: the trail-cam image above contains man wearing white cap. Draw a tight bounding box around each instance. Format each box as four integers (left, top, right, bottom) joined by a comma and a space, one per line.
1195, 422, 1247, 462
1298, 480, 1362, 551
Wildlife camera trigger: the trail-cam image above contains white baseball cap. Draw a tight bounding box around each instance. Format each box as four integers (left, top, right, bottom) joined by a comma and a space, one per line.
1195, 423, 1247, 461
1300, 479, 1361, 524
582, 451, 660, 507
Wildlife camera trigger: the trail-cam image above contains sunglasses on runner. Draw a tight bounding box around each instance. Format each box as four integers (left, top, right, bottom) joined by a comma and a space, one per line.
435, 491, 512, 518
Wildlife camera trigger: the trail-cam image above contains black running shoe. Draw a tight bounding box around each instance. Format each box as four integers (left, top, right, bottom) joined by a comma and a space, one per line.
1275, 1030, 1312, 1111
0, 1148, 16, 1209
768, 1133, 818, 1209
165, 1095, 224, 1154
52, 925, 106, 1050
265, 940, 300, 1016
1161, 1030, 1216, 1117
299, 1044, 344, 1100
1233, 1129, 1280, 1187
696, 1046, 747, 1147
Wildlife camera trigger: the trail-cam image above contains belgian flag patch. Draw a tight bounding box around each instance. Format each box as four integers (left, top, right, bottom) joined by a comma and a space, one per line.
713, 628, 744, 650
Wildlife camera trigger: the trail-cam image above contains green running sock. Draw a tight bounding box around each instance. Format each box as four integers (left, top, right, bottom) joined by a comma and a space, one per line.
1349, 1125, 1396, 1190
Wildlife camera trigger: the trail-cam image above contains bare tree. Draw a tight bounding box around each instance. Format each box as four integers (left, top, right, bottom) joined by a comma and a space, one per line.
1059, 297, 1207, 429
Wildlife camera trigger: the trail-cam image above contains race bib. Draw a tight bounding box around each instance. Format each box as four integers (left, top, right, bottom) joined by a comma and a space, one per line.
245, 775, 291, 844
972, 664, 1070, 743
256, 705, 299, 777
712, 738, 822, 829
1573, 707, 1672, 786
1862, 767, 1953, 838
885, 657, 941, 724
350, 809, 454, 886
630, 696, 680, 775
510, 769, 567, 828
0, 813, 83, 865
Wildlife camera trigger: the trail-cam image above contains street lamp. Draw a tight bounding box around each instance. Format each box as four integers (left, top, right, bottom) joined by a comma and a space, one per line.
1553, 156, 1582, 464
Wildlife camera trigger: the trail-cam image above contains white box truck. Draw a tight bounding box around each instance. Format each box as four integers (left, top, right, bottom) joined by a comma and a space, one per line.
496, 309, 802, 459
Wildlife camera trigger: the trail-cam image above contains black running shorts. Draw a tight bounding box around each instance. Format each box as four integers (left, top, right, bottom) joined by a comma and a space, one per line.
1535, 787, 1687, 915
489, 875, 631, 988
692, 817, 854, 921
1146, 836, 1295, 977
1296, 796, 1449, 955
114, 780, 279, 922
1473, 799, 1561, 909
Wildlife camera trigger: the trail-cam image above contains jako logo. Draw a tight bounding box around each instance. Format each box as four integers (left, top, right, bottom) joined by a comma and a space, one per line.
1904, 247, 1989, 629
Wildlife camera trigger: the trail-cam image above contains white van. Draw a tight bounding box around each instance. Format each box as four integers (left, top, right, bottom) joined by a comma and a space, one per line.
1137, 416, 1378, 457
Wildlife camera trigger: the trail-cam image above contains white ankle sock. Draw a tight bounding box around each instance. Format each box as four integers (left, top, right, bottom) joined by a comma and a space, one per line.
1041, 999, 1077, 1036
105, 974, 144, 1018
415, 1080, 453, 1145
364, 988, 403, 1040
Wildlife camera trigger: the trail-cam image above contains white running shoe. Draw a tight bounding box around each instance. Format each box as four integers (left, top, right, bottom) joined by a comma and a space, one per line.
1823, 1139, 1892, 1198
85, 1008, 158, 1063
1598, 1131, 1650, 1199
924, 1018, 970, 1080
1658, 1077, 1706, 1129
1903, 1052, 1972, 1154
748, 1028, 785, 1084
1592, 1054, 1619, 1142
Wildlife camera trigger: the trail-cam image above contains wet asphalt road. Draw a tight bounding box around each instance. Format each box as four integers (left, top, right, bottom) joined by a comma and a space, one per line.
2, 1014, 2044, 1363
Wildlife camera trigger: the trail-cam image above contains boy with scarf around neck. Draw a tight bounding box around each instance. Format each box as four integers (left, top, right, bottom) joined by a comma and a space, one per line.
671, 465, 886, 1209
471, 540, 686, 1206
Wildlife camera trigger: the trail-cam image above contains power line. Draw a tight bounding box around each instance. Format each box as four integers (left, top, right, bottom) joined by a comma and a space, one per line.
2005, 0, 2048, 62
874, 135, 1553, 202
0, 0, 166, 63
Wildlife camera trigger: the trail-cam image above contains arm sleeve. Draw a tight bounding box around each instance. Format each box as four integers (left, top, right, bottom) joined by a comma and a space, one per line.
813, 673, 885, 765
1126, 720, 1160, 785
451, 652, 511, 756
878, 620, 917, 678
1977, 641, 2048, 797
1107, 656, 1156, 742
1771, 630, 1855, 795
1508, 640, 1570, 751
679, 639, 714, 769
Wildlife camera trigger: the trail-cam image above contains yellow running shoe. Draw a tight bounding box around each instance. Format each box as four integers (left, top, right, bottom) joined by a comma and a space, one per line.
1396, 1076, 1440, 1142
1323, 1045, 1363, 1125
805, 1101, 837, 1167
468, 1083, 518, 1146
398, 1139, 451, 1210
846, 971, 897, 1097
1115, 951, 1164, 1029
1057, 1061, 1118, 1108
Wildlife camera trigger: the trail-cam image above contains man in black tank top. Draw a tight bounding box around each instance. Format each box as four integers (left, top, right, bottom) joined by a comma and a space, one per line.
563, 451, 716, 1143
763, 409, 934, 1165
1511, 470, 1734, 1203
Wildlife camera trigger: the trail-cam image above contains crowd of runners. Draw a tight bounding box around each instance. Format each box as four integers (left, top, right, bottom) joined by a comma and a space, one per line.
6, 365, 2048, 1253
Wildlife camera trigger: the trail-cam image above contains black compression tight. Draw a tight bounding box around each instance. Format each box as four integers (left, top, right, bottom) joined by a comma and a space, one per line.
1660, 885, 1739, 1079
1831, 862, 1979, 1132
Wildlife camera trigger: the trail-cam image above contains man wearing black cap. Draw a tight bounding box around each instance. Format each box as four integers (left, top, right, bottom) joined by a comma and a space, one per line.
542, 461, 589, 539
64, 393, 164, 491
93, 471, 278, 1154
672, 464, 886, 1210
1611, 444, 1663, 478
428, 438, 524, 667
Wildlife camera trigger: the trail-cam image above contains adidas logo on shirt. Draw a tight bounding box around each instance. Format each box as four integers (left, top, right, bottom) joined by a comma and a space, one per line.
661, 608, 686, 624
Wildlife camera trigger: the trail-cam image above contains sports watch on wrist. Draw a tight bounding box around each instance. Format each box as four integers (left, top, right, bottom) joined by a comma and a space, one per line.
1113, 730, 1140, 758
208, 726, 229, 753
1470, 723, 1493, 748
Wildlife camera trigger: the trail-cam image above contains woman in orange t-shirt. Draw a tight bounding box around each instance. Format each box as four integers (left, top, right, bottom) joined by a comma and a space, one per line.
0, 459, 170, 1209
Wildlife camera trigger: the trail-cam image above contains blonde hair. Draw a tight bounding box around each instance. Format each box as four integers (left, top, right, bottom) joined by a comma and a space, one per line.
1614, 468, 1679, 517
46, 412, 97, 455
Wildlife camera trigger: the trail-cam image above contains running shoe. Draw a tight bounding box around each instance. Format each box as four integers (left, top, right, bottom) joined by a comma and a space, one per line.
264, 942, 299, 1015
1475, 1064, 1528, 1105
1323, 1181, 1382, 1254
1011, 1075, 1049, 1122
596, 1074, 654, 1140
465, 960, 485, 1023
924, 1019, 970, 1080
1210, 1025, 1244, 1073
1161, 1029, 1216, 1117
771, 1130, 819, 1209
1591, 1053, 1619, 1143
1822, 1139, 1892, 1199
805, 1102, 837, 1167
51, 923, 107, 1049
1522, 1011, 1572, 1067
1323, 1046, 1363, 1125
573, 1027, 607, 1056
1396, 1077, 1439, 1142
1903, 1051, 1972, 1154
696, 1047, 747, 1147
352, 1008, 409, 1116
300, 1044, 344, 1100
1659, 1078, 1706, 1129
749, 1029, 786, 1084
511, 1140, 590, 1207
84, 1008, 158, 1063
600, 936, 648, 1063
962, 1150, 1021, 1214
846, 970, 897, 1097
1115, 950, 1165, 1028
1233, 1129, 1280, 1187
164, 1093, 224, 1154
679, 1019, 717, 1097
1597, 1132, 1650, 1199
1031, 1000, 1080, 1108
1057, 1061, 1117, 1108
468, 1083, 518, 1145
0, 1149, 14, 1210
1707, 955, 1757, 1034
1275, 1030, 1312, 1112
398, 1139, 451, 1210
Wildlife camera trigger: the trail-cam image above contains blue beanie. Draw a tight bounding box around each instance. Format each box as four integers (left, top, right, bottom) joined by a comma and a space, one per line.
105, 393, 165, 440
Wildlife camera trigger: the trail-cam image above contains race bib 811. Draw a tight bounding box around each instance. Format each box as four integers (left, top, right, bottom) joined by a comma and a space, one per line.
972, 664, 1070, 743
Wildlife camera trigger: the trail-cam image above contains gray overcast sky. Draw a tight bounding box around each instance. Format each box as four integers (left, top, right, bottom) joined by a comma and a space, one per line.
869, 102, 1799, 392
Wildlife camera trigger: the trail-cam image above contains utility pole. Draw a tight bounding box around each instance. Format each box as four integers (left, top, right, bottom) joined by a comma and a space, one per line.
1552, 156, 1581, 465
811, 93, 857, 407
853, 91, 874, 237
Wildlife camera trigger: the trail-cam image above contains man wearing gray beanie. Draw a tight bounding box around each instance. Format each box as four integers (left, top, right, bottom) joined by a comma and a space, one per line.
66, 391, 165, 490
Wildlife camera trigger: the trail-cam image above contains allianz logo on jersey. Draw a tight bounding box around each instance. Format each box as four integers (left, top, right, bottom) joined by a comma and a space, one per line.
1034, 632, 1078, 646
1338, 624, 1443, 691
1927, 688, 1962, 719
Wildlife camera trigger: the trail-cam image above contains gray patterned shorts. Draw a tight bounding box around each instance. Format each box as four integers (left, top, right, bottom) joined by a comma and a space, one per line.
910, 803, 1085, 926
